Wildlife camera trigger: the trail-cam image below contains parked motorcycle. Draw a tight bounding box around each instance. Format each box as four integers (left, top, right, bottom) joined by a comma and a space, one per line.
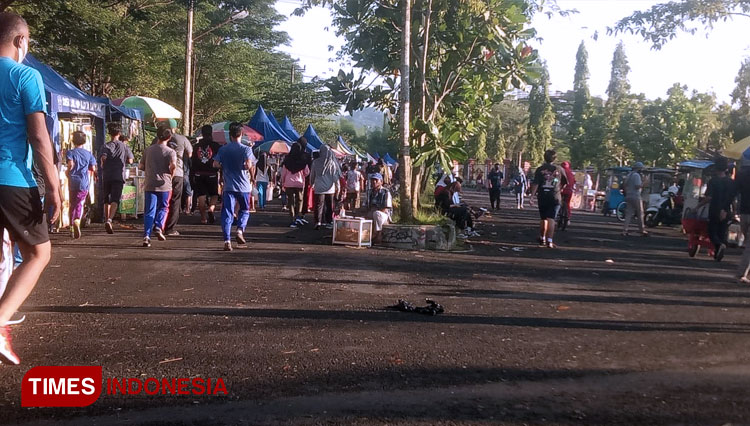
644, 186, 682, 228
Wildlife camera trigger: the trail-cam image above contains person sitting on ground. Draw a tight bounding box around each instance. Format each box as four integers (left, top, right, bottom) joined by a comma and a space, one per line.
364, 173, 392, 244
436, 180, 480, 239
65, 131, 96, 239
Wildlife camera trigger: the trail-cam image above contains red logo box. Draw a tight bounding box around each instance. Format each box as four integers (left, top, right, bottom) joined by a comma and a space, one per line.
22, 366, 102, 407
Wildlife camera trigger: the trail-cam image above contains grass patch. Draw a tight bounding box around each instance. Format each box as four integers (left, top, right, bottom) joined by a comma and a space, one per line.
392, 206, 448, 225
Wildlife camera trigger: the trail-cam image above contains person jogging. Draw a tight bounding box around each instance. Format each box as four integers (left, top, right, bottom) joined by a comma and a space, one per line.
213, 122, 256, 251
0, 12, 61, 364
100, 122, 133, 234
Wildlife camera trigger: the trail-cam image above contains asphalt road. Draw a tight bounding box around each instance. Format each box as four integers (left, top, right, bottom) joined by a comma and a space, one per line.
2, 191, 750, 425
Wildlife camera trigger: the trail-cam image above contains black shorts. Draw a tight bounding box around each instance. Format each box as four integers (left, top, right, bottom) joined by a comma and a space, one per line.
103, 180, 125, 204
0, 185, 49, 246
538, 201, 560, 220
193, 175, 219, 197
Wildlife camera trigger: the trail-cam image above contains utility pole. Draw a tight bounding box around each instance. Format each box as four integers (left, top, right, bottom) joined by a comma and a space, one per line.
398, 0, 413, 221
183, 0, 194, 136
291, 65, 295, 84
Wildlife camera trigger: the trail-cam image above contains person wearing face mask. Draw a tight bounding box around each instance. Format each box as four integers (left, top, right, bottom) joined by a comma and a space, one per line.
0, 12, 61, 364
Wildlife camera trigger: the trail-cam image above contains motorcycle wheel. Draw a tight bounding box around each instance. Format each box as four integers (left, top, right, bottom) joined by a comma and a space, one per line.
616, 202, 627, 222
644, 212, 658, 228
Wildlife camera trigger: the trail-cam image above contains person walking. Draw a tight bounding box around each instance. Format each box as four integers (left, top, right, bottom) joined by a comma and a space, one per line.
213, 122, 256, 251
282, 143, 310, 227
700, 157, 734, 261
0, 11, 61, 364
736, 166, 750, 282
255, 151, 271, 211
488, 163, 503, 210
139, 127, 177, 247
162, 121, 192, 236
512, 168, 527, 209
560, 161, 577, 225
191, 125, 221, 224
345, 160, 363, 210
622, 162, 648, 237
530, 149, 567, 248
310, 144, 342, 230
65, 131, 96, 239
100, 123, 134, 234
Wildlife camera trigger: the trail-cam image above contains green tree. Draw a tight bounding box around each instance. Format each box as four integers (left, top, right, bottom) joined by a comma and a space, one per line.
526, 64, 554, 165
568, 41, 591, 168
466, 131, 488, 163
730, 58, 750, 140
604, 41, 632, 165
486, 99, 528, 163
609, 0, 750, 49
314, 0, 543, 215
11, 0, 339, 132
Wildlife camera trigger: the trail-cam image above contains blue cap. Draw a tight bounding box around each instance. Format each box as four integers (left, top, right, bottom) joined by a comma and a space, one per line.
370, 173, 383, 181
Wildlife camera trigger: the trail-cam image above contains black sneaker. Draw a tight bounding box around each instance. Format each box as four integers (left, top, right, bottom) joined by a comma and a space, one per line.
715, 244, 726, 262
154, 228, 167, 241
207, 211, 215, 224
142, 237, 151, 247
105, 221, 114, 234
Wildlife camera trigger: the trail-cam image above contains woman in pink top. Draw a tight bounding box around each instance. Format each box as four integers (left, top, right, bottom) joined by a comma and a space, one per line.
281, 143, 310, 228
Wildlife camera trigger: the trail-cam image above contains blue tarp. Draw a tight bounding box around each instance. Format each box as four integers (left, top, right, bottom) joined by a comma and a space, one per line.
303, 124, 324, 150
679, 160, 714, 169
108, 103, 143, 121
281, 116, 300, 140
248, 105, 292, 143
23, 54, 108, 119
371, 152, 380, 159
383, 153, 397, 166
22, 54, 108, 154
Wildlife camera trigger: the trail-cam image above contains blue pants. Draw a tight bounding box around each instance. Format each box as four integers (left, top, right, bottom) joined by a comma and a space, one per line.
222, 191, 250, 241
144, 191, 170, 238
257, 182, 268, 209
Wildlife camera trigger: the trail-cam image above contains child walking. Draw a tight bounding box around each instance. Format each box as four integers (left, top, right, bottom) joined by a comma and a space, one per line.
65, 131, 96, 239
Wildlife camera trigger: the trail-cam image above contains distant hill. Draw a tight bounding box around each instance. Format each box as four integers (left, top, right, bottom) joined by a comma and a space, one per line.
333, 107, 386, 133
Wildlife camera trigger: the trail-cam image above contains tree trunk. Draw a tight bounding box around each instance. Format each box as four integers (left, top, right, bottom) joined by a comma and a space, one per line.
409, 0, 432, 214
398, 0, 413, 221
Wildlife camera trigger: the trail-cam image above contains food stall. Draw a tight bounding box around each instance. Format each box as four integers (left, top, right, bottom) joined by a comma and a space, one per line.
23, 54, 108, 229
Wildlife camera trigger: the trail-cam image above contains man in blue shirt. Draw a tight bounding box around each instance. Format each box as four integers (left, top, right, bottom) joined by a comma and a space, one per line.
213, 122, 256, 251
0, 12, 61, 365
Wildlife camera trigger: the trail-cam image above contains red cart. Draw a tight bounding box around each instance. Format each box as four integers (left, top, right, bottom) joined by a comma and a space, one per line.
682, 205, 714, 258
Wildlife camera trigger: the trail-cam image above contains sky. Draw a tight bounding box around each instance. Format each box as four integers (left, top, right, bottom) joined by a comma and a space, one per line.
274, 0, 750, 104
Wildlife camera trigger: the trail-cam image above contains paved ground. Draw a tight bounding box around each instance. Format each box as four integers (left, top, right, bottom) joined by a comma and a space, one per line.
2, 191, 750, 425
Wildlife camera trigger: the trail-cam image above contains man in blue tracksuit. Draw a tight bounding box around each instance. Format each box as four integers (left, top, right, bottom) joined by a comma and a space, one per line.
213, 122, 256, 251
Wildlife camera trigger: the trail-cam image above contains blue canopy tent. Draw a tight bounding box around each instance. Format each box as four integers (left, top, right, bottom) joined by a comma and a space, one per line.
371, 152, 380, 160
22, 54, 108, 154
303, 124, 324, 151
383, 153, 398, 166
266, 111, 286, 137
281, 116, 300, 140
248, 105, 292, 143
